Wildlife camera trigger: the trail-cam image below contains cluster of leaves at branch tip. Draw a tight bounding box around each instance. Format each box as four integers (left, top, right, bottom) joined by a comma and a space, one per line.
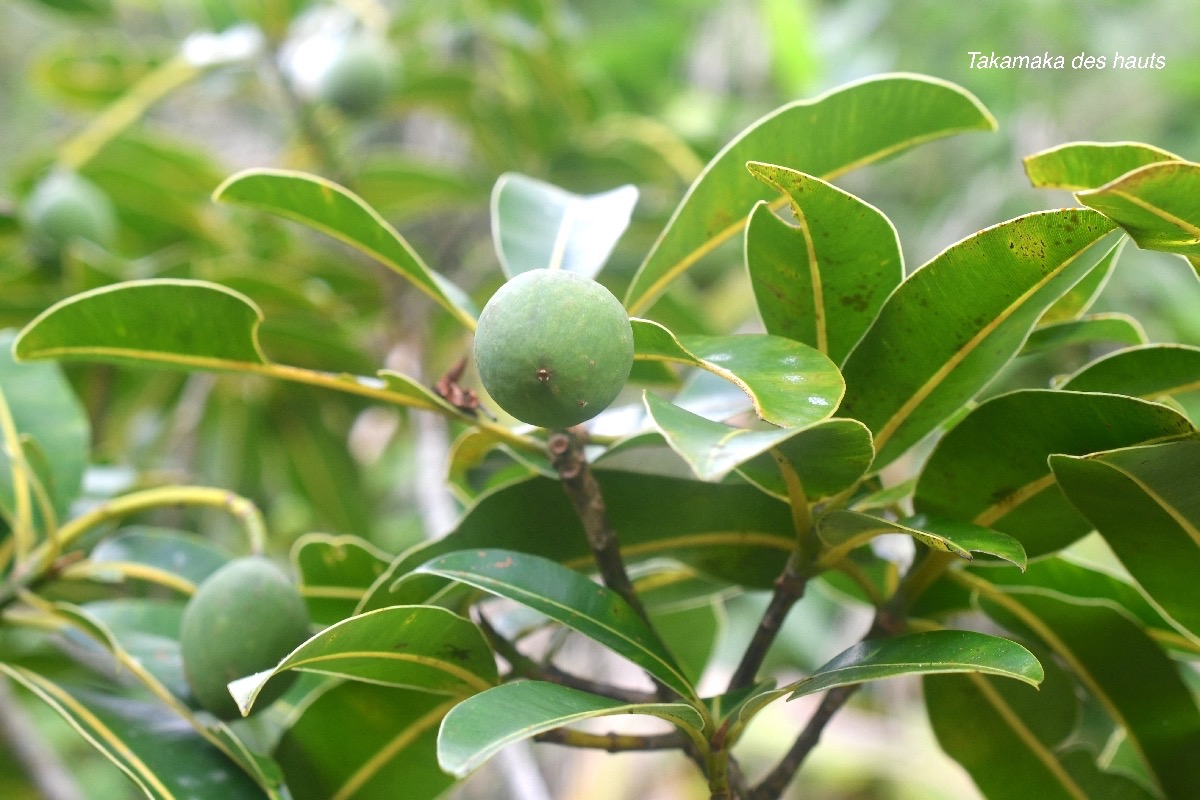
180, 556, 310, 720
473, 269, 634, 429
21, 169, 117, 263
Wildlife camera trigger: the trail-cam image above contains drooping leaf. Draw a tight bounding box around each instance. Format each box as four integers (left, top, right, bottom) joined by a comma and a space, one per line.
359, 472, 795, 612
623, 74, 994, 313
437, 681, 704, 777
274, 681, 457, 800
914, 389, 1194, 557
230, 606, 497, 716
1051, 439, 1200, 638
1021, 313, 1147, 357
1024, 141, 1182, 190
491, 173, 638, 278
213, 169, 476, 327
291, 534, 392, 625
0, 329, 89, 524
975, 586, 1200, 799
1061, 343, 1200, 399
413, 549, 696, 700
1077, 161, 1200, 259
839, 211, 1117, 468
816, 511, 1026, 570
745, 163, 903, 365
14, 279, 267, 369
12, 280, 463, 414
0, 666, 270, 800
734, 417, 875, 501
632, 319, 843, 427
784, 630, 1042, 699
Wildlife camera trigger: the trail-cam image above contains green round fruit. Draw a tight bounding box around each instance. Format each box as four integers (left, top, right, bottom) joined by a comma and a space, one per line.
23, 171, 117, 259
180, 557, 310, 719
473, 269, 634, 429
318, 40, 392, 116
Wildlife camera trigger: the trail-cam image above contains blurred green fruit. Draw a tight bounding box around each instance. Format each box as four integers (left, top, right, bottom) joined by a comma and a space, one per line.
473, 269, 634, 429
180, 556, 310, 719
318, 40, 393, 116
23, 170, 117, 259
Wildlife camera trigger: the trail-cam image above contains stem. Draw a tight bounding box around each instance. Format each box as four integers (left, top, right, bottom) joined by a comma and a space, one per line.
58, 55, 200, 171
478, 613, 656, 705
726, 451, 816, 693
535, 727, 685, 752
546, 430, 651, 627
747, 551, 930, 798
749, 685, 857, 800
0, 386, 34, 562
726, 554, 805, 692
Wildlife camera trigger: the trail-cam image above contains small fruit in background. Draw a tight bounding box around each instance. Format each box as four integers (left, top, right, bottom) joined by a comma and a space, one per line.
179, 556, 310, 719
22, 170, 117, 260
473, 268, 634, 429
318, 38, 393, 116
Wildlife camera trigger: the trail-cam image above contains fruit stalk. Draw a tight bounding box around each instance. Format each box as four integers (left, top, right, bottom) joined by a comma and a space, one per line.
547, 430, 652, 628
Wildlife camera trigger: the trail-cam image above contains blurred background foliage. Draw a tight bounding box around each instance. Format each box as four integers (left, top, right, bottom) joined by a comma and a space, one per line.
1, 0, 1198, 797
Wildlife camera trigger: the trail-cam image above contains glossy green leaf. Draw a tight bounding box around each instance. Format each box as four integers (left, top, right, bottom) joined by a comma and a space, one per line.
275, 682, 457, 800
644, 391, 843, 482
651, 599, 721, 686
360, 472, 794, 611
784, 630, 1042, 699
745, 163, 903, 365
1038, 237, 1123, 324
413, 549, 696, 700
79, 599, 188, 698
1021, 313, 1147, 356
623, 74, 994, 313
734, 417, 874, 501
914, 389, 1194, 557
213, 169, 476, 327
1061, 343, 1200, 399
632, 319, 843, 427
14, 279, 266, 369
971, 557, 1200, 655
89, 527, 229, 588
1051, 439, 1200, 638
1025, 141, 1182, 190
925, 648, 1095, 800
491, 173, 638, 278
976, 586, 1200, 799
0, 329, 89, 523
437, 681, 704, 777
1077, 161, 1200, 258
230, 606, 497, 715
0, 666, 267, 800
839, 210, 1117, 468
816, 511, 1025, 569
291, 534, 392, 626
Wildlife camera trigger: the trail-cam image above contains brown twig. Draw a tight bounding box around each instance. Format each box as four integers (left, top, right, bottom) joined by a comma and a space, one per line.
546, 430, 652, 627
726, 554, 806, 692
478, 613, 657, 705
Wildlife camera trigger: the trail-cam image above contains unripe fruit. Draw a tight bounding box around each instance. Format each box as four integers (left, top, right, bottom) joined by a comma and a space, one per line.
318, 40, 392, 116
23, 171, 117, 259
473, 269, 634, 429
180, 557, 310, 719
